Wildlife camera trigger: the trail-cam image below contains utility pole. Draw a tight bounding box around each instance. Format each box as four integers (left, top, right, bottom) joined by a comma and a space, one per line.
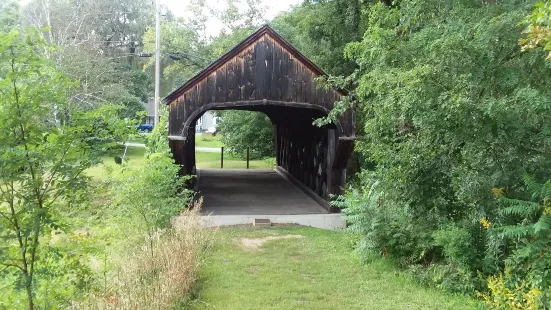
154, 0, 161, 127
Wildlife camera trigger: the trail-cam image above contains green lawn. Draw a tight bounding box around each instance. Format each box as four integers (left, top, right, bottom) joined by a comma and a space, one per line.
86, 146, 146, 180
189, 226, 482, 310
86, 147, 274, 181
128, 133, 147, 144
196, 151, 274, 169
196, 133, 224, 148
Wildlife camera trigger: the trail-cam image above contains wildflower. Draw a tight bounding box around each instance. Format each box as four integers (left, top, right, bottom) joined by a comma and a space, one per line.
491, 187, 504, 198
480, 217, 492, 229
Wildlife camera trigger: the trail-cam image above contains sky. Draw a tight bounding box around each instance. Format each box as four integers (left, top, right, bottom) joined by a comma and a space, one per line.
163, 0, 302, 36
18, 0, 302, 36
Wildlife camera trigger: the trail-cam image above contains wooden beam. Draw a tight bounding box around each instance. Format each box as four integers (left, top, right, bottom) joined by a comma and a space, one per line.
332, 137, 355, 170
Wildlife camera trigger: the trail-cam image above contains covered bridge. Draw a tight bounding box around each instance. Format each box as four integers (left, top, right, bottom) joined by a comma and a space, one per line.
164, 25, 355, 212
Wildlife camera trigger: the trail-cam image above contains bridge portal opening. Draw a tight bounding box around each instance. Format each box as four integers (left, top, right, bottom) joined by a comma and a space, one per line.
194, 109, 275, 169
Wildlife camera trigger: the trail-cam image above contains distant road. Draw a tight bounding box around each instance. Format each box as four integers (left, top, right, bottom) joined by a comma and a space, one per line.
196, 147, 221, 153
124, 142, 221, 153
125, 142, 146, 147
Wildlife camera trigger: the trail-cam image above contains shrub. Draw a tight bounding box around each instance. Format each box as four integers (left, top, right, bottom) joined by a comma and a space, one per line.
335, 176, 435, 266
432, 224, 476, 269
72, 110, 208, 309
0, 28, 133, 309
112, 153, 192, 235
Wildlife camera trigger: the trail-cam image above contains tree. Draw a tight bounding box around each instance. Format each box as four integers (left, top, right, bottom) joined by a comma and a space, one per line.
142, 19, 208, 96
141, 0, 268, 96
217, 111, 275, 159
0, 28, 131, 309
0, 0, 19, 32
272, 0, 375, 76
20, 0, 154, 112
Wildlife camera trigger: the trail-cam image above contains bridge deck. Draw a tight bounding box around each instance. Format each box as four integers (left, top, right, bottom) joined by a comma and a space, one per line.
198, 169, 328, 215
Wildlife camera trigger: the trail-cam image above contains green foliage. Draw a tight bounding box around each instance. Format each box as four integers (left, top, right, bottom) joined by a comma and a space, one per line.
329, 0, 551, 299
0, 28, 133, 309
272, 0, 373, 76
335, 176, 435, 266
146, 106, 171, 156
143, 20, 208, 95
18, 0, 154, 115
433, 224, 475, 269
217, 110, 275, 160
520, 1, 551, 59
112, 108, 192, 239
481, 274, 548, 310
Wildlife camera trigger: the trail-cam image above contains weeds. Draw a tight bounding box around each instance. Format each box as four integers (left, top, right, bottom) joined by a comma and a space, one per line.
76, 199, 215, 310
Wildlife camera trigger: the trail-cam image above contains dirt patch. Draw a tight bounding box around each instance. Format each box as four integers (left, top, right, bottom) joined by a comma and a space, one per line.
237, 235, 305, 250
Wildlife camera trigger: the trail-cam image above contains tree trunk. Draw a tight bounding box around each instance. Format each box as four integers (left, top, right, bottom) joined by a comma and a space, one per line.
24, 272, 34, 310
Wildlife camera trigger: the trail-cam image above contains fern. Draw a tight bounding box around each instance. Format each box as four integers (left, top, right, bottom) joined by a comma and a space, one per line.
498, 224, 533, 239
534, 214, 551, 233
499, 200, 538, 217
498, 178, 549, 239
493, 177, 551, 307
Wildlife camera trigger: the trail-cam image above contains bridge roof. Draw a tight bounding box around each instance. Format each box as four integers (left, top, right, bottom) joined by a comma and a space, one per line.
163, 25, 343, 104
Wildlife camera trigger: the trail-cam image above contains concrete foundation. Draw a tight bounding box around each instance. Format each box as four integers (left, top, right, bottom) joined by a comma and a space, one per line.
202, 214, 346, 231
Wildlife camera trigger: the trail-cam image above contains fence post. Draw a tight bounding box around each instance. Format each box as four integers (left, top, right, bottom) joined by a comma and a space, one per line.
221, 147, 224, 169
246, 147, 250, 169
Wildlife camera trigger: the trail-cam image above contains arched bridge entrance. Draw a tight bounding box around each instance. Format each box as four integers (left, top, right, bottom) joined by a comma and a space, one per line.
164, 25, 355, 213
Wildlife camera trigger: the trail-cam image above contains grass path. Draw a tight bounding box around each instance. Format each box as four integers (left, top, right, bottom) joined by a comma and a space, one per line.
190, 226, 481, 310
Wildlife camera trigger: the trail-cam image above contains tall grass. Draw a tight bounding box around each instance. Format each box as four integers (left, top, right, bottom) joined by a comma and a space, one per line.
77, 200, 215, 310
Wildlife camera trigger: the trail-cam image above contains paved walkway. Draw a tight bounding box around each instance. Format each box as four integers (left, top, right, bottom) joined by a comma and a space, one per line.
198, 169, 328, 215
196, 147, 221, 152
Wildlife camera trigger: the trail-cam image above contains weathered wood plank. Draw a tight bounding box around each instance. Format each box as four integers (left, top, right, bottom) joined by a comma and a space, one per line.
254, 38, 266, 100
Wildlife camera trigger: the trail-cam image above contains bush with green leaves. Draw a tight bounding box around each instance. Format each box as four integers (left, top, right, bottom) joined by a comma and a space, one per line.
112, 153, 192, 237
329, 0, 551, 297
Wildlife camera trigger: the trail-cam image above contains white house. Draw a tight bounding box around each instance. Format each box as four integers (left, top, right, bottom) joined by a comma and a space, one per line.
142, 100, 218, 132
195, 111, 218, 132
142, 99, 160, 125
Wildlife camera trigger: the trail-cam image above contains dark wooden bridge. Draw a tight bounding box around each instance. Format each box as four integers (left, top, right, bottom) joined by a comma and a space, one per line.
164, 25, 355, 213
